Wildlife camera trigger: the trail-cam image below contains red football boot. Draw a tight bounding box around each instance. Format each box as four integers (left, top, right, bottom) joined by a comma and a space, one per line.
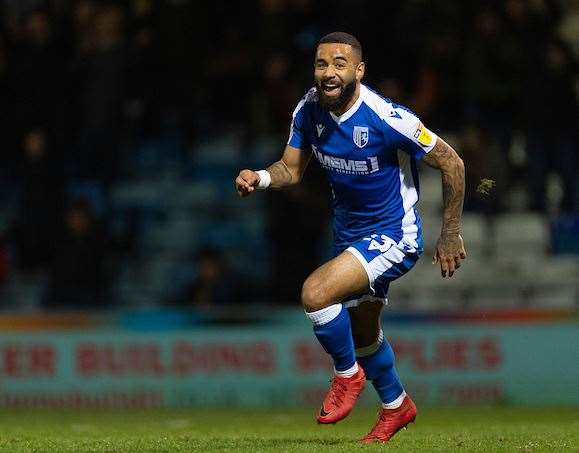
360, 395, 417, 444
316, 365, 366, 424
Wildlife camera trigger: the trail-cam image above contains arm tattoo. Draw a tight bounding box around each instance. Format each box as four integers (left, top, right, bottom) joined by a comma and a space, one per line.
266, 160, 293, 189
423, 139, 465, 236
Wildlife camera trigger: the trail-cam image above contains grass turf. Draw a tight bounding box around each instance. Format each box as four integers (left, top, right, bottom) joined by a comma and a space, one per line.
0, 407, 576, 452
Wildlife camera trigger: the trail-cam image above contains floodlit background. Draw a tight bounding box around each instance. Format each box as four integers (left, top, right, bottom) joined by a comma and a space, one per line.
0, 0, 577, 409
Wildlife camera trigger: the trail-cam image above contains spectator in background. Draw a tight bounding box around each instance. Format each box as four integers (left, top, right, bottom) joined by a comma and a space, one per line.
265, 164, 330, 304
124, 0, 162, 140
460, 125, 508, 216
0, 235, 9, 287
0, 35, 16, 176
204, 23, 256, 139
464, 7, 522, 195
558, 0, 579, 58
44, 199, 111, 308
523, 38, 578, 212
11, 129, 63, 272
10, 9, 67, 132
411, 26, 464, 131
180, 247, 250, 306
72, 0, 97, 55
260, 53, 301, 139
257, 49, 331, 304
72, 3, 126, 184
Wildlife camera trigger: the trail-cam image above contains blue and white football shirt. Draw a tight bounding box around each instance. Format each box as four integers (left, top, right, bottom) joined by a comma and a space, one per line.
288, 84, 437, 254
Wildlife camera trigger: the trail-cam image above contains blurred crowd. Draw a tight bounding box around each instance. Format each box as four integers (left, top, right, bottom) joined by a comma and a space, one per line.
0, 0, 577, 308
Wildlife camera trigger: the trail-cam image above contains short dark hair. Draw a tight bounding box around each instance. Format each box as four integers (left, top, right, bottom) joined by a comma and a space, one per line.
318, 32, 362, 58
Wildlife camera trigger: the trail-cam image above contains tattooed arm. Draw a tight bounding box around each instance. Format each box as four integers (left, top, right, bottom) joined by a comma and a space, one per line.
235, 144, 311, 196
422, 137, 467, 278
266, 144, 311, 188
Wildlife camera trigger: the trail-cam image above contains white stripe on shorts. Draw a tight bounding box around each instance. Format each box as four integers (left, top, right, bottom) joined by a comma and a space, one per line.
346, 239, 407, 293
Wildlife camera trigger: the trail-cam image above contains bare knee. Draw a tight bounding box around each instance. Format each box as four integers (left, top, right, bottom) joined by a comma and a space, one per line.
301, 277, 333, 312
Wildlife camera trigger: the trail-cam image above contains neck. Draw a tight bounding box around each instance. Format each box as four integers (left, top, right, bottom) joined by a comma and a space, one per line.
331, 83, 361, 116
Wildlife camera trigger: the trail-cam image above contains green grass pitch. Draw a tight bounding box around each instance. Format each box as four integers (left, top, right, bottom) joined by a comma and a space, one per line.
0, 407, 576, 452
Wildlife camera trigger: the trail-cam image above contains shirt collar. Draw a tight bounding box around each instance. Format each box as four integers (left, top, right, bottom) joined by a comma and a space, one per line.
329, 84, 365, 124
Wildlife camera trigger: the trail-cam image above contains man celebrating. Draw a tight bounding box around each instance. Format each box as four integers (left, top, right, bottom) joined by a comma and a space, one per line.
235, 32, 466, 443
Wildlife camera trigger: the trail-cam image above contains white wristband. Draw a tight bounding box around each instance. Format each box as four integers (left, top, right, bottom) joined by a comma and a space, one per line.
256, 170, 271, 189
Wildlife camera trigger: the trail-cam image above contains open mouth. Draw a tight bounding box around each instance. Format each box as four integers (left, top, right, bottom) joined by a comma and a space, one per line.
321, 81, 341, 97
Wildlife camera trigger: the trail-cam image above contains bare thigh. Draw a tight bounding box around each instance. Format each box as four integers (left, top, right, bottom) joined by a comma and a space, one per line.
301, 250, 369, 312
348, 300, 383, 349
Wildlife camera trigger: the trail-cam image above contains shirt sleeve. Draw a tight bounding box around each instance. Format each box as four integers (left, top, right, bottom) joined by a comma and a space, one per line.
383, 106, 438, 160
287, 98, 310, 150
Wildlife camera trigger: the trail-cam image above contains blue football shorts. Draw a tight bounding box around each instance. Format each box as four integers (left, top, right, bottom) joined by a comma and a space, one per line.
340, 233, 422, 308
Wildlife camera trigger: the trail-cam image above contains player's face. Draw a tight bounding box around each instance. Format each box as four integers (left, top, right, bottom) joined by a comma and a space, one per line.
314, 43, 364, 112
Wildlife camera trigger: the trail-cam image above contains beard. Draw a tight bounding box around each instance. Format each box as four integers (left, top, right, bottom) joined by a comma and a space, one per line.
317, 78, 357, 112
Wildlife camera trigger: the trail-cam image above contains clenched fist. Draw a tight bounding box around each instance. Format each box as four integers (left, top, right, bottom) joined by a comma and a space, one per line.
235, 169, 260, 197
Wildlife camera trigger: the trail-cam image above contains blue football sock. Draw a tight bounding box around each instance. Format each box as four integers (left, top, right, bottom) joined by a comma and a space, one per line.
357, 331, 404, 404
306, 304, 356, 372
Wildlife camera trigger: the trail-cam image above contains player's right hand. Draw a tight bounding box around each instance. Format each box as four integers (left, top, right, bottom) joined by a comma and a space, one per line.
235, 169, 260, 197
433, 233, 466, 278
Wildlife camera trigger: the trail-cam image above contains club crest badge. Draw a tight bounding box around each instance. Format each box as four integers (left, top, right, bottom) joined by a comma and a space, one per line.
353, 126, 369, 148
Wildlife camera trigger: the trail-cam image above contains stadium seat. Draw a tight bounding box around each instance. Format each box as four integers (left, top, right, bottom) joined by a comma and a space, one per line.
495, 213, 549, 252
193, 135, 241, 165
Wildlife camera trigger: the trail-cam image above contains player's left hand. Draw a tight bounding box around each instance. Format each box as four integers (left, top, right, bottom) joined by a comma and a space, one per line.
433, 233, 466, 278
